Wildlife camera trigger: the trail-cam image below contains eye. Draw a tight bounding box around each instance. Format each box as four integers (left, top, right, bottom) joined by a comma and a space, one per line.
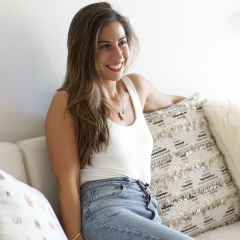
100, 44, 109, 50
119, 40, 127, 46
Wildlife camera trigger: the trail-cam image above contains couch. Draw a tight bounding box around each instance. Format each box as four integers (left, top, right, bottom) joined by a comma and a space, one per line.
0, 98, 239, 239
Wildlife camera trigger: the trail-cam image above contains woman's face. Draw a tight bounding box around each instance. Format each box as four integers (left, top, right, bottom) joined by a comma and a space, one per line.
95, 21, 130, 82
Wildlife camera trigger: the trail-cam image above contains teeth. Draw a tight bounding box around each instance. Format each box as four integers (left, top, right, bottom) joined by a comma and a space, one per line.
108, 63, 122, 69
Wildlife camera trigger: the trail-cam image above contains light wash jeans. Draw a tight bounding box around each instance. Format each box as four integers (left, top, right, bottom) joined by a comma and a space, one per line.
79, 177, 194, 240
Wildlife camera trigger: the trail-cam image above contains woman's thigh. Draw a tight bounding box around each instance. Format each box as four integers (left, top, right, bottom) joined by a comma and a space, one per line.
82, 208, 194, 240
80, 178, 194, 240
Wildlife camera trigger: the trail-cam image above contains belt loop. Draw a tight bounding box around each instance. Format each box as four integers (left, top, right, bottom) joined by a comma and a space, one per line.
149, 185, 156, 198
125, 177, 132, 190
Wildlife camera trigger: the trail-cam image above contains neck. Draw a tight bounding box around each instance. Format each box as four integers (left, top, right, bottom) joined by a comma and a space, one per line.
97, 77, 125, 121
98, 79, 122, 101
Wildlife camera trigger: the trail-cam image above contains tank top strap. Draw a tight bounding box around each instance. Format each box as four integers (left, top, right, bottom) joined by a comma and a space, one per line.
122, 75, 143, 116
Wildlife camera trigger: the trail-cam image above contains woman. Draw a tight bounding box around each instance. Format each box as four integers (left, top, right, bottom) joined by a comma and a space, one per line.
45, 2, 193, 240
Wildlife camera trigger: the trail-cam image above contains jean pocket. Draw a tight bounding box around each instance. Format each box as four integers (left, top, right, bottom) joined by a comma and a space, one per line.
91, 182, 126, 203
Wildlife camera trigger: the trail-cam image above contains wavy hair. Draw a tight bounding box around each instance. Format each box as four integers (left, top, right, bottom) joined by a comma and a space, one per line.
58, 2, 139, 168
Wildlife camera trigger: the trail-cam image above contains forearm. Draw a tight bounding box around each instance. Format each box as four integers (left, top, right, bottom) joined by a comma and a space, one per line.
58, 184, 83, 240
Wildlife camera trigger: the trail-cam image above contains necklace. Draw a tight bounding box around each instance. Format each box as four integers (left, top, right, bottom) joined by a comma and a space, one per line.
98, 74, 125, 121
105, 90, 125, 121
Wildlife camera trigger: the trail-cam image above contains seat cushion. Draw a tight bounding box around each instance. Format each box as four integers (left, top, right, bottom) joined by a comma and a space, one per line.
194, 221, 240, 240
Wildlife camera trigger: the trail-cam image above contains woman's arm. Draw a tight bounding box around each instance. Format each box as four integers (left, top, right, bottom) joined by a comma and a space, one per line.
127, 73, 185, 112
45, 91, 83, 240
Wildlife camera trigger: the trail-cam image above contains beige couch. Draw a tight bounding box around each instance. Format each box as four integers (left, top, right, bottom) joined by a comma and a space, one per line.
0, 136, 239, 239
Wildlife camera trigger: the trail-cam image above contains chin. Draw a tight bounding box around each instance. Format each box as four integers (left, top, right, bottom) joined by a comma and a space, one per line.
103, 72, 124, 82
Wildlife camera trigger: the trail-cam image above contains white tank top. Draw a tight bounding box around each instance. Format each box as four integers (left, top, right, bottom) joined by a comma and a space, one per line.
80, 76, 153, 185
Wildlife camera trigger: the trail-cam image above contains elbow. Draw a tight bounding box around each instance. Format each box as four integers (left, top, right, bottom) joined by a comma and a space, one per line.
171, 95, 186, 104
56, 177, 80, 192
57, 182, 79, 195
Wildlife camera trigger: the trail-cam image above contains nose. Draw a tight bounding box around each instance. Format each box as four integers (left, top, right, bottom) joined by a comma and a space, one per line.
111, 45, 123, 61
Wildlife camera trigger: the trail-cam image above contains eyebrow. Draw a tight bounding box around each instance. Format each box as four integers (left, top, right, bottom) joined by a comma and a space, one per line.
98, 36, 127, 44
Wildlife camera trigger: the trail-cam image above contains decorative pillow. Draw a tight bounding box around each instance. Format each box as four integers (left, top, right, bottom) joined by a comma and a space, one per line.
144, 92, 240, 237
0, 169, 67, 240
203, 99, 240, 191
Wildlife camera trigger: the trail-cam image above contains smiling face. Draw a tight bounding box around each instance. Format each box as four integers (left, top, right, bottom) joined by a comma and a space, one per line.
95, 21, 130, 82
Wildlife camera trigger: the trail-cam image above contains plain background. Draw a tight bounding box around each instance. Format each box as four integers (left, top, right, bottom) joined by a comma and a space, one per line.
1, 0, 240, 143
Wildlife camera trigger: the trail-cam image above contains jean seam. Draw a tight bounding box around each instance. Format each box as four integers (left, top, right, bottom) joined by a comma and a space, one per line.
87, 207, 103, 226
82, 229, 89, 240
92, 185, 120, 191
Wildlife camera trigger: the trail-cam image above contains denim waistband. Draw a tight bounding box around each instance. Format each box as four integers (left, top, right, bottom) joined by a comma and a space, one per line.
79, 177, 156, 197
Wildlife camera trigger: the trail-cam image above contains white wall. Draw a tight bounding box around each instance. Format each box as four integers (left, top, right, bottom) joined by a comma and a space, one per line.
1, 0, 240, 143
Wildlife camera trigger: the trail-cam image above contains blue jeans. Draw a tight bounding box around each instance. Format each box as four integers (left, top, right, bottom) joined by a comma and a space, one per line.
79, 177, 194, 240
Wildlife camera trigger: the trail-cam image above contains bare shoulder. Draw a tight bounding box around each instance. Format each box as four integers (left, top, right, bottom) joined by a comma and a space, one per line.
46, 91, 70, 119
126, 73, 185, 112
126, 73, 152, 108
53, 90, 68, 99
126, 73, 149, 89
45, 90, 73, 130
126, 73, 153, 95
51, 91, 69, 108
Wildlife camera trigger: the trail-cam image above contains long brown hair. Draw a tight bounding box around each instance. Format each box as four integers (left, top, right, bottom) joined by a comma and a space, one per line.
58, 2, 139, 168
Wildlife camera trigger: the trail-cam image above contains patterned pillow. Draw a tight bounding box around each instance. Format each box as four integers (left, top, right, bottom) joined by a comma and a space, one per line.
144, 92, 240, 237
0, 169, 67, 240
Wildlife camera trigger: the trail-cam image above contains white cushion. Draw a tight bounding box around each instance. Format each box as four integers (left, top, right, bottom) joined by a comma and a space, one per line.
0, 142, 28, 184
17, 136, 60, 219
203, 99, 240, 190
0, 169, 67, 240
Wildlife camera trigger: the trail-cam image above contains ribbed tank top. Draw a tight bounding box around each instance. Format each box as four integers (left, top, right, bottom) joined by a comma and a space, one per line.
80, 76, 153, 185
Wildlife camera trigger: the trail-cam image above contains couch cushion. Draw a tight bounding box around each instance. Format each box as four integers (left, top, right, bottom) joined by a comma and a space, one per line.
0, 169, 67, 240
17, 136, 60, 219
0, 142, 28, 184
194, 221, 240, 240
144, 93, 240, 237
